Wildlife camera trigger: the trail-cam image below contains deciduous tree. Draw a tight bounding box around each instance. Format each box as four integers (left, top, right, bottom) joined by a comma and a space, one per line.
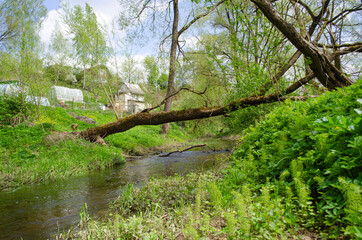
74, 0, 361, 143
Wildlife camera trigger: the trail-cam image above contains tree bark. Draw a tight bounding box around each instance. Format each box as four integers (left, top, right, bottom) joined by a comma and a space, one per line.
254, 0, 330, 96
161, 0, 179, 135
161, 0, 227, 134
251, 0, 353, 90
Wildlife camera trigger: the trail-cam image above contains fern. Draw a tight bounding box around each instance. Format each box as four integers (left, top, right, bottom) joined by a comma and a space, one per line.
208, 181, 223, 211
338, 177, 362, 225
232, 191, 250, 234
224, 212, 237, 235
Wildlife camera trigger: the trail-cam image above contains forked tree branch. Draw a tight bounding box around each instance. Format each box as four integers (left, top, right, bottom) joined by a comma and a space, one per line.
178, 0, 227, 35
142, 87, 208, 113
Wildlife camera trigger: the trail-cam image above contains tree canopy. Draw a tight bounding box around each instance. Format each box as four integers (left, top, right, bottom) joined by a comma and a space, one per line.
75, 0, 361, 142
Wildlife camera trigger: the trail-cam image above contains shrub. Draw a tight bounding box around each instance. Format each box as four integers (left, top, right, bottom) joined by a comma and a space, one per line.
0, 94, 35, 126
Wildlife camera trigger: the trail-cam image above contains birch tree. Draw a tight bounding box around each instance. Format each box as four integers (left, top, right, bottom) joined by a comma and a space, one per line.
62, 3, 109, 90
0, 0, 46, 83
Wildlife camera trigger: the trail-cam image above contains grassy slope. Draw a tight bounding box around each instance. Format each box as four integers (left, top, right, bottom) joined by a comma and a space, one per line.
0, 108, 188, 191
61, 82, 361, 239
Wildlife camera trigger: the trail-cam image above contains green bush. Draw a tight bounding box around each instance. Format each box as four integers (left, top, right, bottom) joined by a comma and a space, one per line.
0, 94, 35, 126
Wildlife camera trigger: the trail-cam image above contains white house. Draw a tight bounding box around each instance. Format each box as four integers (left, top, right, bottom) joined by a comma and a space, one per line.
114, 83, 147, 113
49, 86, 83, 103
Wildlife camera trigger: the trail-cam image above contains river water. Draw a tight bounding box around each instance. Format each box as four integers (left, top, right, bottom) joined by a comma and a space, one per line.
0, 150, 229, 240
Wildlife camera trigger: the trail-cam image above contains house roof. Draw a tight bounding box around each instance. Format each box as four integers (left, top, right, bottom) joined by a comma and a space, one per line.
118, 82, 144, 95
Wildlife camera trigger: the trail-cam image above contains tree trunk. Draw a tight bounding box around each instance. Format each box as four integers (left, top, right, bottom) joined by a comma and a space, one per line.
251, 0, 353, 90
77, 88, 313, 142
161, 0, 179, 135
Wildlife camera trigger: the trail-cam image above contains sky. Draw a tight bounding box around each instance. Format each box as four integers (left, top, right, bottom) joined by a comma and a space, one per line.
39, 0, 201, 75
39, 0, 151, 73
44, 0, 59, 11
40, 0, 125, 47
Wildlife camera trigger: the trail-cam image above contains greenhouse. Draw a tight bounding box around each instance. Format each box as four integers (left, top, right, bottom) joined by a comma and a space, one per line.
0, 83, 23, 96
25, 96, 50, 106
49, 86, 83, 103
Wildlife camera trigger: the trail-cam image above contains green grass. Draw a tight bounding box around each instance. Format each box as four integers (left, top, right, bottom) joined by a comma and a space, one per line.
0, 107, 190, 190
0, 123, 124, 190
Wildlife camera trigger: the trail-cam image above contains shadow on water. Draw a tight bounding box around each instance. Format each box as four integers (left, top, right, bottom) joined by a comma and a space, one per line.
0, 150, 230, 240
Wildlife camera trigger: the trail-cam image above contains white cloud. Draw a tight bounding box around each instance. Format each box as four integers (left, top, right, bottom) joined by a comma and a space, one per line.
180, 35, 200, 51
40, 0, 124, 46
40, 9, 61, 44
39, 0, 165, 70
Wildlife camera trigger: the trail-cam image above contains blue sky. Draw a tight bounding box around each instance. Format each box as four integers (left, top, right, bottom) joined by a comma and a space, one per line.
44, 0, 59, 11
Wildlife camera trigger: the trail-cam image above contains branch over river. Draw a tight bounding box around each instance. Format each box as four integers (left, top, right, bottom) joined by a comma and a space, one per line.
76, 91, 312, 142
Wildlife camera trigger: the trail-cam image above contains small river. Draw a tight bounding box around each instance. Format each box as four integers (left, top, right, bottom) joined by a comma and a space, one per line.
0, 150, 230, 240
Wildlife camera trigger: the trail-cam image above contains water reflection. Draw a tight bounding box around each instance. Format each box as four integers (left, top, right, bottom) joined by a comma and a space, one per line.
0, 150, 228, 240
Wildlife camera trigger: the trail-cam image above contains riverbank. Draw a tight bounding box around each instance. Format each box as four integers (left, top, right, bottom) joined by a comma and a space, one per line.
56, 153, 232, 239
0, 106, 237, 191
55, 154, 319, 240
0, 149, 229, 240
0, 107, 194, 191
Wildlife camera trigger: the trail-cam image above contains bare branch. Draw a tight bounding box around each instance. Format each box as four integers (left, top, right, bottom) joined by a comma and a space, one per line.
326, 4, 362, 25
159, 144, 207, 157
290, 0, 315, 19
136, 0, 153, 18
178, 0, 227, 35
328, 43, 362, 58
142, 87, 208, 113
317, 42, 362, 49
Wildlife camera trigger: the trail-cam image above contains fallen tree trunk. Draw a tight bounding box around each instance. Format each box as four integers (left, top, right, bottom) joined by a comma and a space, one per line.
73, 0, 360, 143
76, 92, 313, 142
